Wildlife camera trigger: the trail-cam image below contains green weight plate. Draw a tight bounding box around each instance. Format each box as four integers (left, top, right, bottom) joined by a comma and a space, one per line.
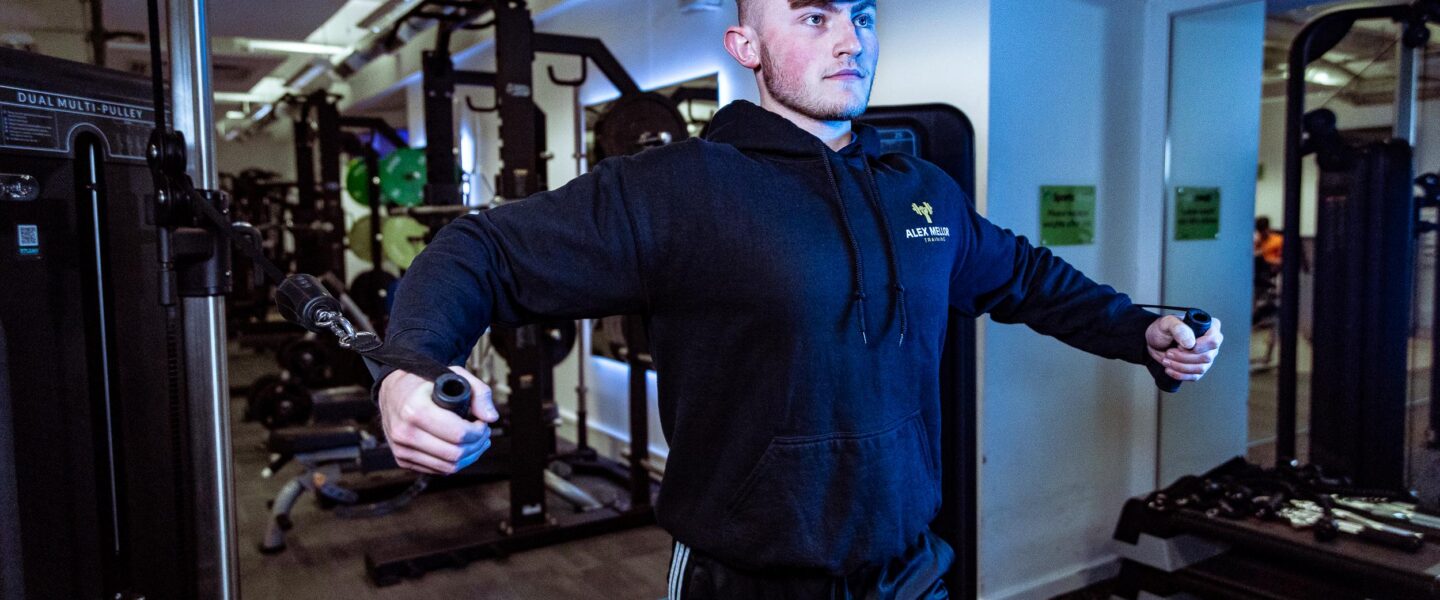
380, 147, 427, 207
346, 215, 375, 263
344, 157, 373, 207
381, 216, 429, 270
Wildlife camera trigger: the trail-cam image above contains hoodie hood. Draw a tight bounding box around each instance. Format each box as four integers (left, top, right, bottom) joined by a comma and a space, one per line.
704, 100, 905, 346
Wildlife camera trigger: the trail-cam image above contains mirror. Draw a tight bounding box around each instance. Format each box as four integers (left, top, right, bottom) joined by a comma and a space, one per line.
1157, 1, 1265, 484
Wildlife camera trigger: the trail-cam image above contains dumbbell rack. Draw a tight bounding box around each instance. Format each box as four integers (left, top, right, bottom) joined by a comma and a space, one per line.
1112, 489, 1440, 598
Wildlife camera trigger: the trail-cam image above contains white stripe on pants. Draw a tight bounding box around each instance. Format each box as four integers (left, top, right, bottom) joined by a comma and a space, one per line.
668, 540, 691, 599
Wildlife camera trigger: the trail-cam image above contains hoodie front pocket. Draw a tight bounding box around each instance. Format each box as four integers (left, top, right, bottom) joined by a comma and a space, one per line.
722, 411, 940, 572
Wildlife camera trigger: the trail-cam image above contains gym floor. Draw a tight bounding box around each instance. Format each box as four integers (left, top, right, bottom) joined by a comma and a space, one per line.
1246, 332, 1434, 467
229, 345, 673, 599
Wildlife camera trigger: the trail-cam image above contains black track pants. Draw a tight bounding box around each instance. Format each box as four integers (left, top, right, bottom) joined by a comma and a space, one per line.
666, 529, 953, 600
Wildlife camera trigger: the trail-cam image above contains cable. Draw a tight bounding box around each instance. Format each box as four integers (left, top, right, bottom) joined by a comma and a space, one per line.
145, 0, 166, 132
1314, 37, 1399, 112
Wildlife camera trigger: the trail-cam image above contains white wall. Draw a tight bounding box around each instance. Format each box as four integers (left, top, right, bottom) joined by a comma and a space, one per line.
982, 1, 1157, 596
216, 132, 297, 180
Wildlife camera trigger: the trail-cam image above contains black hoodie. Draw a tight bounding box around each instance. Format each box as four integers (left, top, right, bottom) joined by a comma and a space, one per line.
380, 100, 1160, 575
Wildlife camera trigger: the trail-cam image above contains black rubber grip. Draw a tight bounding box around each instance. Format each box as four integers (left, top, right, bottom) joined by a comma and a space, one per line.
274, 274, 342, 333
431, 372, 472, 418
1155, 309, 1213, 393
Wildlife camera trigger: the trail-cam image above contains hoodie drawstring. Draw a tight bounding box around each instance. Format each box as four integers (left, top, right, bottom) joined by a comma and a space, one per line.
820, 153, 872, 345
821, 150, 910, 347
860, 160, 908, 347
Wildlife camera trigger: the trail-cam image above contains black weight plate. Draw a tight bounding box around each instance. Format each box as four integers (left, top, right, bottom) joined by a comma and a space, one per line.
278, 338, 333, 387
491, 322, 577, 368
244, 374, 284, 422
349, 269, 399, 329
251, 376, 313, 430
593, 92, 690, 160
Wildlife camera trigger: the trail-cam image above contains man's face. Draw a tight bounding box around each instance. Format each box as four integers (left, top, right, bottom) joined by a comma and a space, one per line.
752, 0, 879, 122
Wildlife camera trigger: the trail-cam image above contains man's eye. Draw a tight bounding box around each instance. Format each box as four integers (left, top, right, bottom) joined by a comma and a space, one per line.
804, 14, 824, 25
854, 14, 873, 28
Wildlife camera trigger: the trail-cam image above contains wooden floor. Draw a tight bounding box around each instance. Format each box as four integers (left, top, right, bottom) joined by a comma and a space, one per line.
230, 345, 673, 599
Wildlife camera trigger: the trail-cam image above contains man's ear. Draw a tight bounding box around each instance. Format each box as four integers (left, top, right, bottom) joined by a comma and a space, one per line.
724, 26, 761, 70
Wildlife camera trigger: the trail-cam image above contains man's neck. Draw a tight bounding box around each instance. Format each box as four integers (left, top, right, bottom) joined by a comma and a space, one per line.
759, 98, 854, 152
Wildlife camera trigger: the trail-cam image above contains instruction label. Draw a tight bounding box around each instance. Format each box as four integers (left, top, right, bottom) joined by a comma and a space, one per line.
1175, 187, 1221, 241
1039, 185, 1096, 246
0, 85, 153, 161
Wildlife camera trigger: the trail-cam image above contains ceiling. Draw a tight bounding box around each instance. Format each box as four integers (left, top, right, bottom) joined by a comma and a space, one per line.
0, 0, 360, 95
1264, 1, 1440, 105
4, 0, 1435, 116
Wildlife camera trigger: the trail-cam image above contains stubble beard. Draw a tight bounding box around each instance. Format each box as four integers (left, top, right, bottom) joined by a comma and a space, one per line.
759, 44, 872, 122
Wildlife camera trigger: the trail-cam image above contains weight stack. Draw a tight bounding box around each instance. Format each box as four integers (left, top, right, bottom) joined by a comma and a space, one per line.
1310, 139, 1416, 490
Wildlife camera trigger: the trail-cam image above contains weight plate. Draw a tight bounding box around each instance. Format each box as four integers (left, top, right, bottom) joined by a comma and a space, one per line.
382, 216, 429, 271
594, 92, 690, 160
346, 215, 375, 263
278, 338, 334, 387
250, 376, 313, 430
380, 147, 427, 207
349, 269, 398, 326
244, 374, 284, 422
344, 157, 374, 207
491, 322, 578, 368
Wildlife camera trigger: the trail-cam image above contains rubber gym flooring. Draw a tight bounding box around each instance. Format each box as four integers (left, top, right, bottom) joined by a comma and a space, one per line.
229, 344, 672, 599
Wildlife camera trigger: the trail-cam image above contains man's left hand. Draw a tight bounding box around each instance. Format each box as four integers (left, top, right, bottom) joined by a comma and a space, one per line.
1145, 315, 1223, 382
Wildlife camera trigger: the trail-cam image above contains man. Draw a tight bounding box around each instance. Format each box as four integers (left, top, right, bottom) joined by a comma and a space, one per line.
1254, 216, 1282, 269
374, 0, 1225, 597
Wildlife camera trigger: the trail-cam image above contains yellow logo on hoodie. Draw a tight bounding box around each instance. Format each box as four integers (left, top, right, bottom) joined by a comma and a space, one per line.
912, 202, 934, 224
906, 202, 949, 242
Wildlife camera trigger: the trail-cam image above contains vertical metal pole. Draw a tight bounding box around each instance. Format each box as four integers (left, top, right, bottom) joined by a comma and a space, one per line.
88, 0, 106, 67
574, 86, 592, 452
1278, 22, 1317, 465
1396, 35, 1419, 481
1395, 41, 1419, 144
168, 0, 238, 598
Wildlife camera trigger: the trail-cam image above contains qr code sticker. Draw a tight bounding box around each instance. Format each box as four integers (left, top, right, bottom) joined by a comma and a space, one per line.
16, 225, 38, 247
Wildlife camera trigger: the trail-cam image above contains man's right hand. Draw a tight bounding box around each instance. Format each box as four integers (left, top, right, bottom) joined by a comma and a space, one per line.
378, 366, 499, 475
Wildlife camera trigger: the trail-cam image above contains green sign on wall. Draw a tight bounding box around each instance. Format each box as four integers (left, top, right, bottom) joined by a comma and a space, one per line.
1175, 187, 1221, 241
1039, 185, 1096, 246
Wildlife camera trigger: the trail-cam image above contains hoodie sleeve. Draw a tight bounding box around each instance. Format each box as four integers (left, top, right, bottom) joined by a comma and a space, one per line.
949, 197, 1159, 366
374, 157, 650, 389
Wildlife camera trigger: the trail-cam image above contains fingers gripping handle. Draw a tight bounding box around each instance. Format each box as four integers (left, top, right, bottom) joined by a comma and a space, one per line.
276, 274, 474, 418
1154, 308, 1213, 393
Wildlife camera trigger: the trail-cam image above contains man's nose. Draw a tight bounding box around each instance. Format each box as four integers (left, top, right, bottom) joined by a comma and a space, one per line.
834, 22, 862, 58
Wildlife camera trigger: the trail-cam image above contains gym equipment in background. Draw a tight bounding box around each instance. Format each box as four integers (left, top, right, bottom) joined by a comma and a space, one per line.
341, 0, 677, 585
1277, 0, 1440, 491
0, 46, 203, 600
591, 92, 689, 161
